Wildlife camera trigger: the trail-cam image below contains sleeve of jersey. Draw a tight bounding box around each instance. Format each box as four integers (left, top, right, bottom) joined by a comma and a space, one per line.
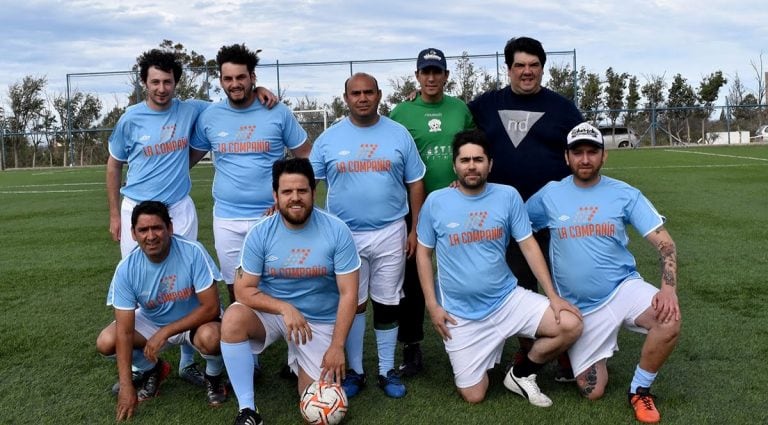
239, 226, 266, 276
282, 106, 309, 150
189, 110, 212, 152
111, 266, 137, 311
525, 189, 548, 232
462, 103, 476, 129
416, 196, 436, 248
508, 189, 533, 242
626, 191, 665, 237
107, 118, 129, 161
190, 242, 222, 293
309, 138, 327, 180
333, 223, 362, 275
402, 131, 426, 183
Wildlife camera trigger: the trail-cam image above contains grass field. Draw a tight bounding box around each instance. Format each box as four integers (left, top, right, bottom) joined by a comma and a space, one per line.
1, 145, 767, 424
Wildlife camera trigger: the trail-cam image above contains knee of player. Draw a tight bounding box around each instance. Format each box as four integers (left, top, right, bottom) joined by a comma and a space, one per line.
220, 303, 252, 341
193, 323, 222, 355
655, 316, 682, 342
95, 325, 116, 355
559, 311, 584, 340
578, 382, 605, 401
458, 387, 487, 404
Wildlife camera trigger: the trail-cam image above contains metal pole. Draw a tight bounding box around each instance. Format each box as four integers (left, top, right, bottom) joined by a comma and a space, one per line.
276, 60, 281, 100
66, 74, 74, 167
572, 49, 578, 105
0, 125, 5, 171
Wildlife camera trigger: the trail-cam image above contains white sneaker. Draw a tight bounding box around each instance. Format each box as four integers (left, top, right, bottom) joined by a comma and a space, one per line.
503, 367, 553, 407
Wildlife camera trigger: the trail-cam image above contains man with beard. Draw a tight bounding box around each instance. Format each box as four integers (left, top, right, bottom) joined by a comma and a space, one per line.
191, 43, 310, 306
220, 158, 360, 425
526, 123, 681, 423
416, 129, 582, 406
310, 73, 426, 399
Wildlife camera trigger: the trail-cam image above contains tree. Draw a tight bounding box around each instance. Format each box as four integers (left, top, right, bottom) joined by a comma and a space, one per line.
7, 75, 47, 168
625, 75, 641, 124
327, 96, 348, 120
578, 68, 602, 123
604, 67, 628, 127
53, 91, 102, 166
448, 51, 495, 102
696, 71, 727, 139
547, 63, 575, 101
749, 51, 766, 125
386, 75, 418, 106
291, 95, 327, 144
667, 73, 698, 143
29, 108, 56, 167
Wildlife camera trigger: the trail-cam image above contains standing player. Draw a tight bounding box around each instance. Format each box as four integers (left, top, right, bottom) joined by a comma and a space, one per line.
107, 49, 277, 384
220, 158, 359, 425
390, 47, 475, 377
416, 129, 582, 405
468, 36, 584, 377
310, 73, 426, 398
526, 123, 681, 423
96, 201, 226, 421
190, 43, 309, 305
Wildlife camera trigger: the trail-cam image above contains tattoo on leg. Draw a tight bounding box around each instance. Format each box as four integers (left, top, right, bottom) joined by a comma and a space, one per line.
580, 364, 598, 397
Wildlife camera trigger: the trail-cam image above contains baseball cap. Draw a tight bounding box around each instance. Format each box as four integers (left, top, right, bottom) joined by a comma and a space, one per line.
417, 48, 447, 71
567, 122, 604, 149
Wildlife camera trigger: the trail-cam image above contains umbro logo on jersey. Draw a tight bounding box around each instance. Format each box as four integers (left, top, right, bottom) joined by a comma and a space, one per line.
217, 131, 229, 137
266, 255, 279, 263
338, 150, 351, 156
446, 222, 460, 229
140, 135, 151, 141
496, 110, 544, 148
558, 215, 570, 221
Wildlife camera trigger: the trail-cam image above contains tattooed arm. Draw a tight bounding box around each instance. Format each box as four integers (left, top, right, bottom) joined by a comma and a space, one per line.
645, 226, 681, 323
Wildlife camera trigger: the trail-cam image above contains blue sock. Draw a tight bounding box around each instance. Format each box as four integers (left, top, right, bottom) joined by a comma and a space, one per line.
179, 343, 195, 370
201, 353, 224, 377
346, 313, 366, 374
221, 341, 255, 410
131, 349, 155, 373
630, 364, 657, 393
374, 326, 398, 376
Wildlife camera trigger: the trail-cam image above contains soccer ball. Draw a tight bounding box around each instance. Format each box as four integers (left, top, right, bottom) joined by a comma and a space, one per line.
299, 380, 348, 425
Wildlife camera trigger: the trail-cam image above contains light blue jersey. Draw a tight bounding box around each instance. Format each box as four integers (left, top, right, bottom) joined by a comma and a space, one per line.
108, 236, 222, 326
526, 175, 664, 314
417, 184, 533, 320
239, 208, 361, 323
310, 117, 426, 231
108, 99, 208, 204
190, 100, 307, 219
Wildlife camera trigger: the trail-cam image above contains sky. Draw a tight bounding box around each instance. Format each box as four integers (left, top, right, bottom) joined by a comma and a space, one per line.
1, 0, 766, 113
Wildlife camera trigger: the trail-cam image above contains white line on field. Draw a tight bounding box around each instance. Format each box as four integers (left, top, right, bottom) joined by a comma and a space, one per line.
1, 182, 104, 189
0, 189, 100, 194
604, 163, 767, 170
663, 149, 768, 161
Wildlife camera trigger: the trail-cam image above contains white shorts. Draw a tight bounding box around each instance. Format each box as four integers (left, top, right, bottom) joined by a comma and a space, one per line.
352, 219, 406, 306
213, 217, 262, 285
120, 195, 198, 258
133, 309, 195, 351
444, 286, 550, 389
238, 303, 335, 381
568, 278, 658, 376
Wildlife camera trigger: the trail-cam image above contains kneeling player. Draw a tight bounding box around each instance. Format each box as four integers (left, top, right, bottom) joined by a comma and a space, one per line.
220, 158, 360, 425
526, 122, 681, 423
96, 201, 227, 422
416, 129, 582, 406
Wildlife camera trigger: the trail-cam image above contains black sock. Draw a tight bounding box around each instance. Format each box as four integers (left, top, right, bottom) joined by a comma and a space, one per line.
513, 354, 545, 378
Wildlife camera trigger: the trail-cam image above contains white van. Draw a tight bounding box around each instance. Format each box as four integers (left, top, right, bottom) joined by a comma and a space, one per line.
598, 126, 640, 149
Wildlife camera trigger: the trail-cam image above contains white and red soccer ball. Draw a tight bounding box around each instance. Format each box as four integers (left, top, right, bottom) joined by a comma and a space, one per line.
299, 380, 348, 425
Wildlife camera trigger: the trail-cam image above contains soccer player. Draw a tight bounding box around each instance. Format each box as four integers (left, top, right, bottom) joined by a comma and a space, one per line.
389, 47, 475, 377
526, 122, 681, 423
190, 43, 309, 306
310, 73, 426, 398
95, 201, 226, 421
468, 36, 585, 378
107, 48, 276, 384
416, 129, 582, 406
220, 158, 360, 425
